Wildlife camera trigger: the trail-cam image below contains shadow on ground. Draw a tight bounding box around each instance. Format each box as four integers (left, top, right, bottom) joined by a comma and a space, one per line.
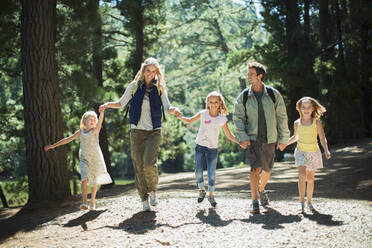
63, 209, 107, 231
0, 138, 370, 243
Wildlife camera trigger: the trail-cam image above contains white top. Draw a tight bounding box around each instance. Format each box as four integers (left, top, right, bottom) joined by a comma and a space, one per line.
119, 81, 172, 130
195, 109, 227, 149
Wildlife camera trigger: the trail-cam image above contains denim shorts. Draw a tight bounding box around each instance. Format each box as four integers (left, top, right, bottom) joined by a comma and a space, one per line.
246, 140, 276, 172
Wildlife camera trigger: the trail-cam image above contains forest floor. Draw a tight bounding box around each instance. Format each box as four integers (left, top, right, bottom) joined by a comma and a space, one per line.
0, 138, 371, 248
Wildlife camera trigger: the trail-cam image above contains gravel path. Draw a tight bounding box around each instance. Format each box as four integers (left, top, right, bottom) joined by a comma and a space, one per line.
1, 139, 371, 248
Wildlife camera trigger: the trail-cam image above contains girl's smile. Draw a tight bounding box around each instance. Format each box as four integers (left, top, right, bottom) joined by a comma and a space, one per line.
85, 116, 97, 130
207, 96, 220, 116
300, 102, 314, 117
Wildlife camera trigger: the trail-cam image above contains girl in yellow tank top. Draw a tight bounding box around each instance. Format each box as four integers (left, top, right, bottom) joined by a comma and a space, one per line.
286, 97, 331, 213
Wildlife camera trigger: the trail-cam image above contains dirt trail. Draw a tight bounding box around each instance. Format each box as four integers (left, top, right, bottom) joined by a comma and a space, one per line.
0, 138, 371, 247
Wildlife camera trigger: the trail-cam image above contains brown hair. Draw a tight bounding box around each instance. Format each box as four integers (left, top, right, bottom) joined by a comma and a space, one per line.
205, 91, 228, 115
296, 96, 326, 119
247, 61, 266, 81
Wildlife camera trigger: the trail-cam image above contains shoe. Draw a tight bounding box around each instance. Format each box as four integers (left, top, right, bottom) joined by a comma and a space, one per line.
308, 203, 316, 212
251, 200, 260, 214
259, 190, 269, 207
301, 202, 305, 213
80, 203, 89, 210
197, 190, 206, 203
143, 200, 151, 212
89, 204, 96, 211
149, 191, 158, 206
208, 194, 217, 207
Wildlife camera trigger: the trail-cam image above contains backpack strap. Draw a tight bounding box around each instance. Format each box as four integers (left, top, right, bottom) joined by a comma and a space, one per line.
266, 86, 276, 104
242, 89, 249, 123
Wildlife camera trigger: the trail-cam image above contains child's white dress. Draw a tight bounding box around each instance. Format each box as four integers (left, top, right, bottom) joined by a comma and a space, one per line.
79, 129, 112, 186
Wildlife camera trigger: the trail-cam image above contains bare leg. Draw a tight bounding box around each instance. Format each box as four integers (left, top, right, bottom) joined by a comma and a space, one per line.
90, 185, 97, 207
306, 170, 315, 204
298, 166, 306, 203
258, 170, 271, 192
250, 168, 261, 201
81, 179, 88, 204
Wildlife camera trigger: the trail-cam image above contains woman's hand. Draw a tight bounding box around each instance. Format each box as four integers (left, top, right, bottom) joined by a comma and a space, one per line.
99, 103, 108, 112
44, 145, 53, 152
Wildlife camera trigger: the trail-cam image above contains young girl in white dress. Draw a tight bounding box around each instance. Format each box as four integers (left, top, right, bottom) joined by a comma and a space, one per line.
44, 108, 112, 210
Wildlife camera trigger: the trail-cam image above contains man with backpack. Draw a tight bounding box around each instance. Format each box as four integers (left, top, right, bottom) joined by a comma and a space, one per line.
233, 61, 290, 214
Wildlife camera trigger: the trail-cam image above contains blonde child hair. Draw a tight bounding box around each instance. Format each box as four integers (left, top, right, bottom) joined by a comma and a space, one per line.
80, 111, 98, 130
134, 57, 166, 92
205, 91, 228, 115
296, 96, 326, 119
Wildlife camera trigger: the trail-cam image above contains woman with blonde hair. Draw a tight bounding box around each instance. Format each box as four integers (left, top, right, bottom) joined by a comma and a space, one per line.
100, 57, 180, 211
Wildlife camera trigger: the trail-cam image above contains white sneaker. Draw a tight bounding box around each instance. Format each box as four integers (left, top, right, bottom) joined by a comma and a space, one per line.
149, 191, 158, 206
142, 200, 151, 211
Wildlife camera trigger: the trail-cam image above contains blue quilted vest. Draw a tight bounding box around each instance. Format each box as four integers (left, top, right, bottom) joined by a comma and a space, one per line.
129, 81, 162, 129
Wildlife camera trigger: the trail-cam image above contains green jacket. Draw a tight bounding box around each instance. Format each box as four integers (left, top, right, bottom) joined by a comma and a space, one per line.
233, 84, 290, 144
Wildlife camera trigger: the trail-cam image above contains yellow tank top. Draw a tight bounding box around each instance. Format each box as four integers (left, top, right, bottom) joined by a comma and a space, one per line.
297, 119, 318, 152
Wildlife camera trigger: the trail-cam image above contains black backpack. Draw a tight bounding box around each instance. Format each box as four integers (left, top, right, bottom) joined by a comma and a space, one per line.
242, 86, 276, 122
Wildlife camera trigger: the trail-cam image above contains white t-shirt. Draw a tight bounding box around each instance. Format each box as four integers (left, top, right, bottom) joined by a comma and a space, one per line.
195, 109, 227, 149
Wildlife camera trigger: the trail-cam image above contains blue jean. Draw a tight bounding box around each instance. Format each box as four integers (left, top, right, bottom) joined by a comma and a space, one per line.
195, 144, 218, 192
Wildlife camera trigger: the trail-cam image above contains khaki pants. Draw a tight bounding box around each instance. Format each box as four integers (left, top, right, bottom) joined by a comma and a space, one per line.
130, 129, 161, 201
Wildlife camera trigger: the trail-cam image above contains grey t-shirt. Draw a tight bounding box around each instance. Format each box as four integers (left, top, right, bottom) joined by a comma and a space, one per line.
254, 90, 267, 142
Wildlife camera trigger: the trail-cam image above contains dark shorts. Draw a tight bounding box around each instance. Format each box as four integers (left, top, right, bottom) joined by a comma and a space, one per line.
247, 140, 276, 172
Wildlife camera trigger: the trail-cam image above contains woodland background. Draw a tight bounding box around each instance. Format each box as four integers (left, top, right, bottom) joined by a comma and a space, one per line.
0, 0, 371, 207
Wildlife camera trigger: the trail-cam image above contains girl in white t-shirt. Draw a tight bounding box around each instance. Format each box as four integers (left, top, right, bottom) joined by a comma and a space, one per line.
177, 91, 238, 207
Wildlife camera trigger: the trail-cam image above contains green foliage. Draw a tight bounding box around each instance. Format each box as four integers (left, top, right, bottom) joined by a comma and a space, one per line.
1, 177, 28, 207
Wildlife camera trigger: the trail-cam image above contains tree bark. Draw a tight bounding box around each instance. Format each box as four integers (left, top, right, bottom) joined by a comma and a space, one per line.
21, 0, 71, 203
304, 0, 311, 42
284, 0, 300, 59
92, 0, 115, 187
134, 0, 144, 72
319, 0, 333, 90
0, 184, 9, 208
333, 0, 345, 67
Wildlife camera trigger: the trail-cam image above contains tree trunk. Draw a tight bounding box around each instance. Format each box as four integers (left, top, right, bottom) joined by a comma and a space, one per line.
92, 0, 115, 187
21, 0, 71, 203
319, 0, 333, 90
134, 0, 144, 72
213, 18, 229, 55
0, 184, 9, 208
285, 0, 300, 59
304, 0, 311, 42
333, 0, 345, 67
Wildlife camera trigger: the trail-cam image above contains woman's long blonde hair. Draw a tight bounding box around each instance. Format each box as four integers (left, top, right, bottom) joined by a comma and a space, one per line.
296, 96, 326, 119
80, 111, 98, 130
134, 57, 166, 92
205, 91, 228, 115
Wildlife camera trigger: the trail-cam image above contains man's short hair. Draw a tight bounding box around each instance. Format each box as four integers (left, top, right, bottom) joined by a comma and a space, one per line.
247, 62, 266, 81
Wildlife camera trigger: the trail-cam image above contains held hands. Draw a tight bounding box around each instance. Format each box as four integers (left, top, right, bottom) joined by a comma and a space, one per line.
276, 143, 286, 151
239, 140, 250, 149
99, 103, 108, 112
44, 145, 53, 152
